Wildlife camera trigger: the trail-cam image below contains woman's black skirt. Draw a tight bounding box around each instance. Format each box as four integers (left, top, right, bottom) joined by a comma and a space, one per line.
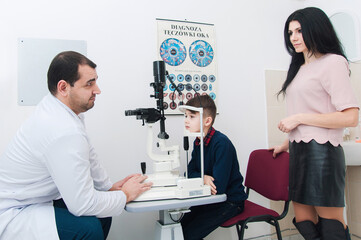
289, 140, 345, 207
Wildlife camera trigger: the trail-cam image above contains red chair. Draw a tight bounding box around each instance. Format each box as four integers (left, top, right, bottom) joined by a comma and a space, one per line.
221, 149, 290, 240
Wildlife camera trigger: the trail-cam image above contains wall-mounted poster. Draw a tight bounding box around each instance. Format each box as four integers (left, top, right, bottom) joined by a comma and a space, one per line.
156, 19, 217, 114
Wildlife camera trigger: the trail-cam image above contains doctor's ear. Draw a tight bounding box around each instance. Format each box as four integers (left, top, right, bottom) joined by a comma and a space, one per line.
57, 80, 70, 96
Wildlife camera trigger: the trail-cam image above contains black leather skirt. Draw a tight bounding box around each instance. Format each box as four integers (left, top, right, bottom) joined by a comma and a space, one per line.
289, 140, 345, 207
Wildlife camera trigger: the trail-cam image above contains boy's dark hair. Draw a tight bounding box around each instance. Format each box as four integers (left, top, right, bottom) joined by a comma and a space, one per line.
47, 51, 97, 95
186, 94, 217, 125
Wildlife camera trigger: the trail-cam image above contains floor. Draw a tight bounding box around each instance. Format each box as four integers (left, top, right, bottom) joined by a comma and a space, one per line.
247, 234, 303, 240
249, 233, 361, 240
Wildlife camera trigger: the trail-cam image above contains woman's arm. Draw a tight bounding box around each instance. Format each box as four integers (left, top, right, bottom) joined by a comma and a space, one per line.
278, 107, 359, 133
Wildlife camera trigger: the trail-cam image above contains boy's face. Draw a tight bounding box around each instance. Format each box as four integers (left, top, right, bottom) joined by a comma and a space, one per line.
184, 110, 201, 133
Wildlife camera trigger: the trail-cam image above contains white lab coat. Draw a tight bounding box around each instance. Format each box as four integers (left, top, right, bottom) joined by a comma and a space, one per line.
0, 94, 126, 239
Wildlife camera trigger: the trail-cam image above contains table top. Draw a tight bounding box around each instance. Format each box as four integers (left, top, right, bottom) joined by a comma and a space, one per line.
125, 194, 227, 213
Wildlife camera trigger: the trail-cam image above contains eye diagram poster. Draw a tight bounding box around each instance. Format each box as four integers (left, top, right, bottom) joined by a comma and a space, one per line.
157, 19, 218, 114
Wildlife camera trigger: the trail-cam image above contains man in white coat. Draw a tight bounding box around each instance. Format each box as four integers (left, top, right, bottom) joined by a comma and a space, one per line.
0, 51, 152, 240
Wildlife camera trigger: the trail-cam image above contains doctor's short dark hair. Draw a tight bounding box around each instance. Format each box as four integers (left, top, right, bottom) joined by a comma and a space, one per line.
186, 94, 217, 126
47, 51, 97, 95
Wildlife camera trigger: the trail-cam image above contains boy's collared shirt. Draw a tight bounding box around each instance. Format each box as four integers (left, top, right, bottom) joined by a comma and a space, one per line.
195, 127, 216, 147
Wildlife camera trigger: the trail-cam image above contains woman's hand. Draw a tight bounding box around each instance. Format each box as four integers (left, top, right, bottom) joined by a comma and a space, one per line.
278, 114, 301, 133
269, 139, 289, 158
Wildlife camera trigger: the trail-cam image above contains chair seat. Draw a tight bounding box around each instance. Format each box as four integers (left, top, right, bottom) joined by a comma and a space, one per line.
221, 200, 280, 227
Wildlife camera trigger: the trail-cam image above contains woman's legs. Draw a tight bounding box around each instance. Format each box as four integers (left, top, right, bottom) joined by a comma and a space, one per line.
315, 206, 345, 227
293, 202, 350, 240
293, 202, 318, 223
315, 206, 350, 240
293, 202, 320, 240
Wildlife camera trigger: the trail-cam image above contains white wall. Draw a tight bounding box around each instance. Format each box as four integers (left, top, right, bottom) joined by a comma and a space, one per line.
2, 0, 359, 239
305, 0, 361, 19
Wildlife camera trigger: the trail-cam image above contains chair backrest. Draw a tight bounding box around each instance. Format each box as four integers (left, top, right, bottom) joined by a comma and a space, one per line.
244, 149, 289, 201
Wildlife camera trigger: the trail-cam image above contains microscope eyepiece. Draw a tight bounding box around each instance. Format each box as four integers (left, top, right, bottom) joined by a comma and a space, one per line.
125, 110, 139, 116
153, 61, 166, 84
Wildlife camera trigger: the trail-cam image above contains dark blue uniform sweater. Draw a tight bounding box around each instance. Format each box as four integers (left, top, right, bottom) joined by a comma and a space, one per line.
188, 130, 248, 203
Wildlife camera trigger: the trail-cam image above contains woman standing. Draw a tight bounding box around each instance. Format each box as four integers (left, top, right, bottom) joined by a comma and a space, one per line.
271, 7, 359, 240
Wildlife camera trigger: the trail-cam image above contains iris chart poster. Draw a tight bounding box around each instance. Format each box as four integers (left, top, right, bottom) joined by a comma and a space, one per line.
157, 19, 218, 114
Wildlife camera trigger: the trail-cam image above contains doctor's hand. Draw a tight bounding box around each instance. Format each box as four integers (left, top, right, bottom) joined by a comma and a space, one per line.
204, 175, 217, 195
110, 173, 140, 191
121, 175, 153, 203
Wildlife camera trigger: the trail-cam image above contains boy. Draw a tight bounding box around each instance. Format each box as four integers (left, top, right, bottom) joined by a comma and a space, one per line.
181, 95, 248, 240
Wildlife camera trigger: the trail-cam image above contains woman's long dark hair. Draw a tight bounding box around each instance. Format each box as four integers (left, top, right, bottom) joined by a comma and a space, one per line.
278, 7, 346, 97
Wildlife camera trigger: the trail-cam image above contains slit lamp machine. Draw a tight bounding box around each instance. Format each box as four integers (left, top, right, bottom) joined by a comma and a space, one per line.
125, 61, 211, 201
